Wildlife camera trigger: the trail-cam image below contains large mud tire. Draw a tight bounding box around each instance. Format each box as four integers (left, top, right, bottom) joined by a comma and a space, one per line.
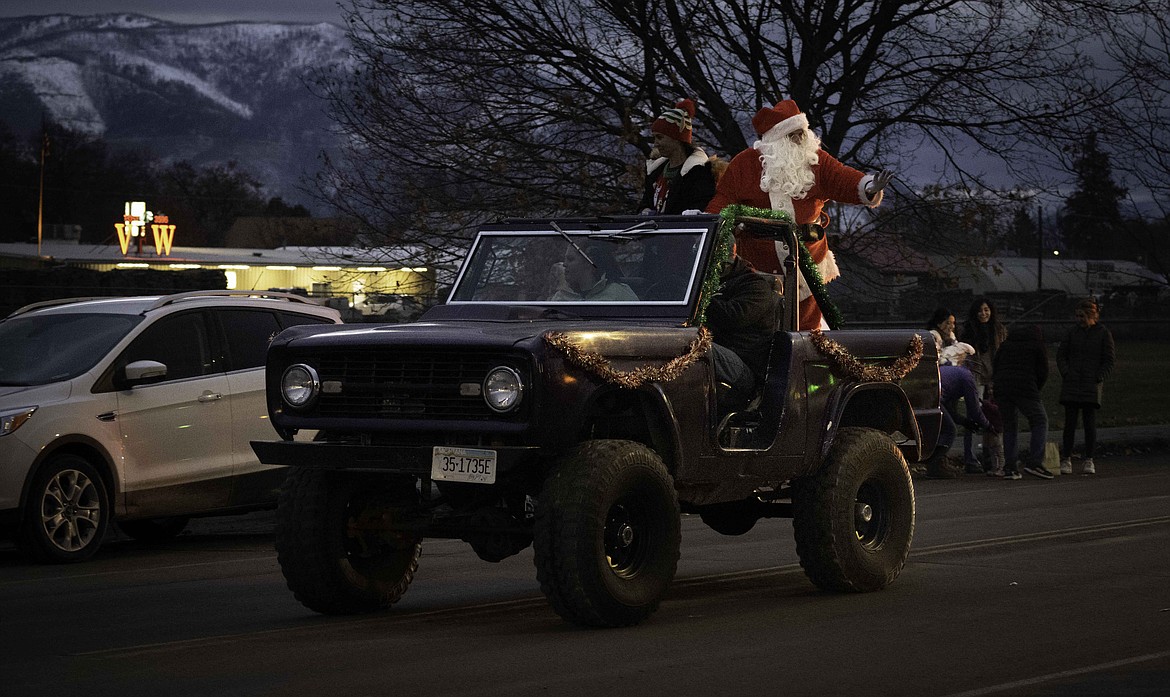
533, 439, 681, 627
18, 454, 110, 563
275, 469, 421, 615
792, 427, 915, 592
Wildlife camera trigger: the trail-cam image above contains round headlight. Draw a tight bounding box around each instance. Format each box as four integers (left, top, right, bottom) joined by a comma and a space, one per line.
281, 364, 320, 409
483, 366, 523, 413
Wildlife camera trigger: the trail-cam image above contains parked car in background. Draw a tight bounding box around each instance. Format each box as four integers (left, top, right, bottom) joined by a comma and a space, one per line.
354, 293, 426, 322
0, 290, 342, 563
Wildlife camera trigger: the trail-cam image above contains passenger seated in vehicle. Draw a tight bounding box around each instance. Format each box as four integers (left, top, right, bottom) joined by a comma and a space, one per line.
640, 236, 699, 301
706, 243, 777, 414
549, 243, 639, 301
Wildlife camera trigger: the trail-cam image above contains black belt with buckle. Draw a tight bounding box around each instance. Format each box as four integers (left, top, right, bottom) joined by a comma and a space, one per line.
800, 223, 825, 242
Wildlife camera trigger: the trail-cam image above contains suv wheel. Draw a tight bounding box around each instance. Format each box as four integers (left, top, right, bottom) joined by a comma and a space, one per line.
116, 517, 190, 542
275, 469, 422, 615
19, 454, 110, 563
533, 439, 681, 627
792, 427, 915, 592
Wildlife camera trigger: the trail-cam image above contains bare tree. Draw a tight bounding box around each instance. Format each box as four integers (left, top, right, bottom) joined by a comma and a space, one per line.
1070, 0, 1170, 289
314, 0, 1151, 265
1089, 1, 1170, 220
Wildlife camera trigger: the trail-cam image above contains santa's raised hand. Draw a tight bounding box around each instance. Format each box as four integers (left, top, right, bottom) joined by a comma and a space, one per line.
866, 169, 895, 197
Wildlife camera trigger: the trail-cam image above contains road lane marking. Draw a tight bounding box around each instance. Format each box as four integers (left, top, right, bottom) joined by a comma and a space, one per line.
0, 555, 277, 588
911, 515, 1170, 556
938, 649, 1170, 697
0, 538, 471, 588
75, 596, 555, 657
72, 514, 1170, 659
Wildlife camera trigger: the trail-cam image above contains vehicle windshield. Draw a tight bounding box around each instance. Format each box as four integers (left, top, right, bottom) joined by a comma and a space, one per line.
448, 229, 706, 305
0, 313, 143, 386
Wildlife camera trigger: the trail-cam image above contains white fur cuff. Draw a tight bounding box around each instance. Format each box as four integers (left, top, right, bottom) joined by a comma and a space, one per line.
858, 175, 884, 206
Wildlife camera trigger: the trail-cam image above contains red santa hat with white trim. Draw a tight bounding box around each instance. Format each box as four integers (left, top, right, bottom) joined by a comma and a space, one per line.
752, 99, 809, 138
652, 98, 695, 144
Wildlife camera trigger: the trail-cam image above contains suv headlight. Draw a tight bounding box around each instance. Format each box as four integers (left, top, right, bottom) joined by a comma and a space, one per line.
281, 364, 320, 409
483, 366, 523, 413
0, 406, 37, 437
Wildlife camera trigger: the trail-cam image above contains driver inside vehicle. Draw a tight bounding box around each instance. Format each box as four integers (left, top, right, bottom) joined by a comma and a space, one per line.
549, 243, 639, 301
706, 242, 778, 413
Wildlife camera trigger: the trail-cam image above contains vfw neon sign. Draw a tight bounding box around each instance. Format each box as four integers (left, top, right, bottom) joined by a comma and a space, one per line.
114, 201, 177, 255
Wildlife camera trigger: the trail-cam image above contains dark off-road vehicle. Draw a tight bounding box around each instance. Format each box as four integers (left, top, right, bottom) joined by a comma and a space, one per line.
252, 213, 942, 627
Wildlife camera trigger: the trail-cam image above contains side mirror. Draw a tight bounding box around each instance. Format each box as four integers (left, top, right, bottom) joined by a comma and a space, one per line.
123, 360, 168, 387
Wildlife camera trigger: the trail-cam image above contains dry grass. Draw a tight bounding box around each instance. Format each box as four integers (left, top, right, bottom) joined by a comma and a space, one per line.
1041, 340, 1168, 428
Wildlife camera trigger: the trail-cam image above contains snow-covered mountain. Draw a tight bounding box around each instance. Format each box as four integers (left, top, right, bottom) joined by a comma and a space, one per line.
0, 13, 352, 208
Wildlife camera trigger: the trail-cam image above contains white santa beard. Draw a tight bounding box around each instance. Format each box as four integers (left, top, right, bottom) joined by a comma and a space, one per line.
757, 131, 820, 209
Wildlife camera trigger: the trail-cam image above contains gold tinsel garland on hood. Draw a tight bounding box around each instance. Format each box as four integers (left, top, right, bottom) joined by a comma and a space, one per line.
544, 327, 713, 389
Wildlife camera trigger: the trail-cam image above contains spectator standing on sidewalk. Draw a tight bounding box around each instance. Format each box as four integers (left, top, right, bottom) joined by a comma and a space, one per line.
993, 323, 1051, 480
960, 297, 1007, 471
923, 364, 995, 479
1057, 298, 1116, 475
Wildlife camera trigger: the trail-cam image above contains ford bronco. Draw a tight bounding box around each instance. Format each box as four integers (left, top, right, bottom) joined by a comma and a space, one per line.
251, 212, 941, 627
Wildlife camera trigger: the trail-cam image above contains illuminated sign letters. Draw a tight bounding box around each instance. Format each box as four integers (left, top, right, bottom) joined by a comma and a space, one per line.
115, 202, 177, 256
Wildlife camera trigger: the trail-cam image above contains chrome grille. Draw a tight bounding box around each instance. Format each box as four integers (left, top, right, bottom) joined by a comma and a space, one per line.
312, 349, 505, 419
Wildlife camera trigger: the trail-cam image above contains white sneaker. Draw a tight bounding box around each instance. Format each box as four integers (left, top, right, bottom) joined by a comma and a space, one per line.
1059, 458, 1073, 475
1082, 458, 1096, 475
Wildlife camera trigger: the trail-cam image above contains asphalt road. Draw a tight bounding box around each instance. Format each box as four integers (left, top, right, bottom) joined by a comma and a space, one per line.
2, 452, 1168, 697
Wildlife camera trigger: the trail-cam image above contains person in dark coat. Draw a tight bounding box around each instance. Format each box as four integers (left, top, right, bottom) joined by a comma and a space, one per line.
1057, 298, 1116, 475
639, 98, 716, 215
706, 246, 777, 413
960, 297, 1007, 470
992, 323, 1051, 480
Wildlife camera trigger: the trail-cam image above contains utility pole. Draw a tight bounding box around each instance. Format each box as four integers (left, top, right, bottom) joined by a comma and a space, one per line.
37, 116, 48, 258
1036, 204, 1043, 292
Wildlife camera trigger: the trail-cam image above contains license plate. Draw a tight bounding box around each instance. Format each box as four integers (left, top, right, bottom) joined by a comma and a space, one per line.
431, 446, 497, 484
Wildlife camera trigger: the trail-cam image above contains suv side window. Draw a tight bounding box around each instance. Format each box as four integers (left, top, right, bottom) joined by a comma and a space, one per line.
120, 311, 216, 381
278, 311, 335, 329
214, 309, 283, 371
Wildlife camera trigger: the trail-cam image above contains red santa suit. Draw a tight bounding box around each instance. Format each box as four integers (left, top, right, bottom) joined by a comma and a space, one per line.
706, 99, 883, 330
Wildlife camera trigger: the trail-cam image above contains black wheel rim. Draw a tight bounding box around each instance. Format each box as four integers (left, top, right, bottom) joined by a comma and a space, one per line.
41, 468, 102, 553
854, 479, 890, 549
604, 492, 654, 578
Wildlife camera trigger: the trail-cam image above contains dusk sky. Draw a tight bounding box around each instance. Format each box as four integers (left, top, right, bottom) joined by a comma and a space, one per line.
0, 1, 346, 25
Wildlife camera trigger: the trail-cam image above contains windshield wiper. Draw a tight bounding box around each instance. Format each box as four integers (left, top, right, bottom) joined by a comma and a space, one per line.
549, 221, 596, 267
586, 219, 658, 243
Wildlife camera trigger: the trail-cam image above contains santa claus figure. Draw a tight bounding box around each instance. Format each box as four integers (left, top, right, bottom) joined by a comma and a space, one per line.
706, 98, 892, 330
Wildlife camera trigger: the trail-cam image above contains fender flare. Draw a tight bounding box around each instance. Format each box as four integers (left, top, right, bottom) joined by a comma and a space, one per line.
817, 382, 923, 463
577, 383, 683, 474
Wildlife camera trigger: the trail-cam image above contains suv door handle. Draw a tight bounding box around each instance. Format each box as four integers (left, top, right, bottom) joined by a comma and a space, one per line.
197, 391, 224, 402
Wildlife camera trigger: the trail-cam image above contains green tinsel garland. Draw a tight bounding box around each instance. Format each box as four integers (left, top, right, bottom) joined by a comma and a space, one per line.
701, 205, 844, 330
692, 209, 738, 326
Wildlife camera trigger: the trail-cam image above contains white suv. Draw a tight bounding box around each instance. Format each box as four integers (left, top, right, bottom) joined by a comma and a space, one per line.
0, 291, 341, 562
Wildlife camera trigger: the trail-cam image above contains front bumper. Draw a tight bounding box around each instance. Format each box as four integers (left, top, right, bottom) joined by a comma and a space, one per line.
250, 440, 543, 475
